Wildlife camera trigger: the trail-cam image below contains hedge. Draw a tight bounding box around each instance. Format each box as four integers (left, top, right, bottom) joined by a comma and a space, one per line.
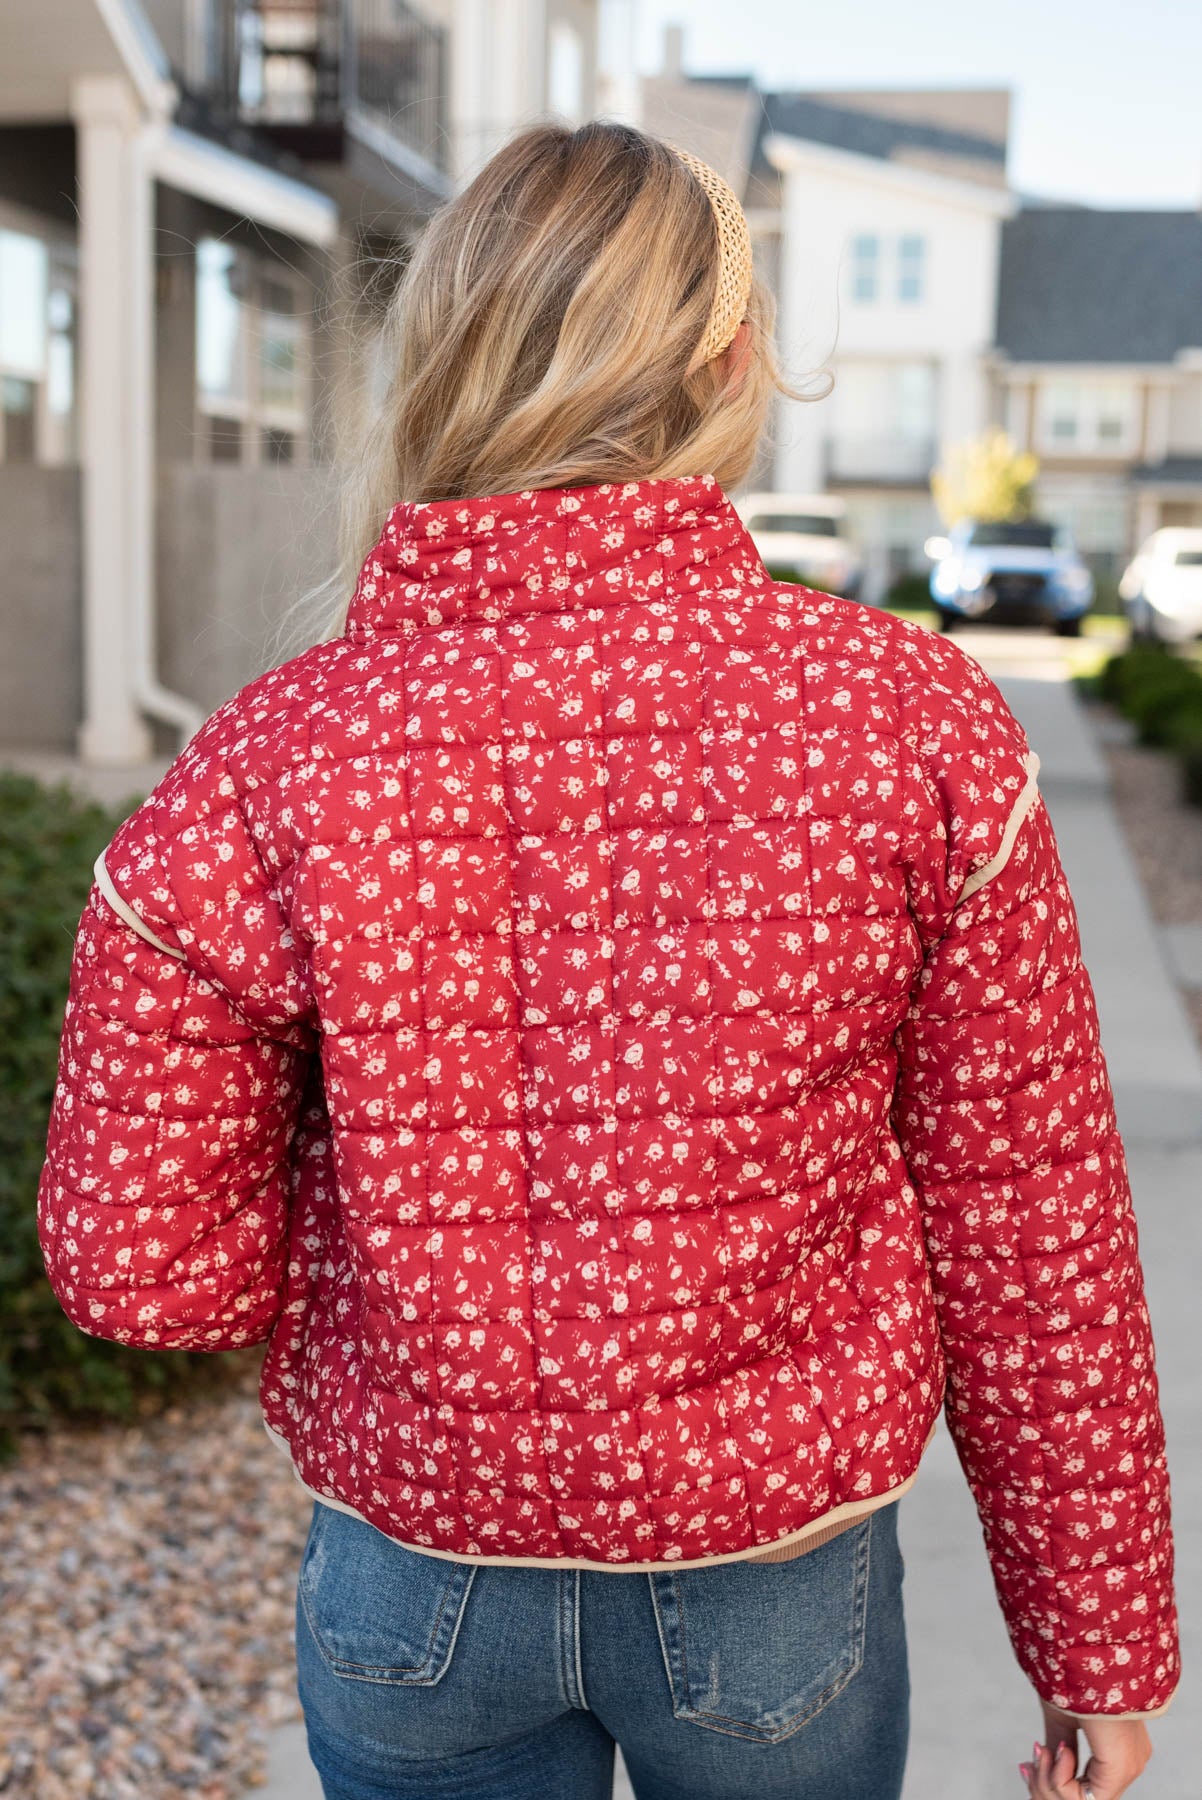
1094, 646, 1202, 809
882, 573, 934, 615
0, 772, 241, 1458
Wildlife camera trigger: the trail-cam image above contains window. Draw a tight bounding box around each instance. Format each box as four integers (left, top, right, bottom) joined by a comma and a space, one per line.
195, 239, 309, 465
1097, 397, 1127, 440
1002, 383, 1031, 446
236, 3, 319, 124
258, 274, 306, 462
893, 362, 935, 439
848, 234, 927, 305
0, 222, 77, 465
897, 235, 925, 303
849, 235, 879, 303
1035, 476, 1129, 557
828, 360, 937, 481
1048, 391, 1078, 443
2, 378, 36, 461
1037, 380, 1137, 455
967, 521, 1060, 550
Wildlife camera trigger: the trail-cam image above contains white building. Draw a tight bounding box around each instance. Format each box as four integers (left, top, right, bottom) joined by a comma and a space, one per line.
637, 35, 1202, 600
765, 126, 1014, 599
637, 55, 1017, 600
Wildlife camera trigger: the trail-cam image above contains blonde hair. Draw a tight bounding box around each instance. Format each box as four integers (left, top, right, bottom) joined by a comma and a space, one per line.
313, 121, 801, 637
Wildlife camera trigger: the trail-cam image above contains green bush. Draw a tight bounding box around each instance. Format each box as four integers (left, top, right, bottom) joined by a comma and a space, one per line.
1160, 697, 1202, 753
1096, 647, 1202, 810
1122, 664, 1202, 747
883, 573, 933, 614
1098, 642, 1178, 707
0, 772, 240, 1457
1182, 742, 1202, 809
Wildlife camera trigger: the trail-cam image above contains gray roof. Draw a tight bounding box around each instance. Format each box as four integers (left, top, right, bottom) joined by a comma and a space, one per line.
996, 209, 1202, 364
753, 93, 1006, 175
1132, 457, 1202, 485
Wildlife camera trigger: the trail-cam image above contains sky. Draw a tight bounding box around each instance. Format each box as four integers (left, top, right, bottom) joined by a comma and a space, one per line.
623, 0, 1202, 209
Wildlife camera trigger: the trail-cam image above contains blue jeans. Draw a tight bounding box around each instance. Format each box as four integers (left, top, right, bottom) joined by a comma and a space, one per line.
295, 1499, 910, 1800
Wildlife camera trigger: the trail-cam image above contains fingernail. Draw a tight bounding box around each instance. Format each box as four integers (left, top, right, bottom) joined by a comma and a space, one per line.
1018, 1764, 1030, 1781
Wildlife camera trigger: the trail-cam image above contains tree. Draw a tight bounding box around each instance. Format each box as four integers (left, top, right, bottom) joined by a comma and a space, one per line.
931, 429, 1040, 527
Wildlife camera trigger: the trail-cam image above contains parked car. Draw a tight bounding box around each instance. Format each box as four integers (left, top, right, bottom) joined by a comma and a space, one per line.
1119, 528, 1202, 644
924, 518, 1094, 634
736, 493, 864, 598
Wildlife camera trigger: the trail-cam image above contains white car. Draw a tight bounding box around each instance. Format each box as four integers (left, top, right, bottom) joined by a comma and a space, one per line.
1120, 529, 1202, 644
735, 493, 863, 599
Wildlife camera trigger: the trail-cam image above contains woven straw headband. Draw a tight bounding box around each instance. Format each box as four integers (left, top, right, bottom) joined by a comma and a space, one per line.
665, 142, 754, 370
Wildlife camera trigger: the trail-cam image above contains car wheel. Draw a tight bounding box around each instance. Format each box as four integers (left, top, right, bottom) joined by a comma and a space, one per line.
936, 608, 959, 633
1052, 617, 1083, 638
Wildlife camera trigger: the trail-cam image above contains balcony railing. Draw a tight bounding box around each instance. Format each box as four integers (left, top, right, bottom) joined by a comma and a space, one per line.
350, 0, 444, 161
205, 0, 447, 172
823, 434, 937, 486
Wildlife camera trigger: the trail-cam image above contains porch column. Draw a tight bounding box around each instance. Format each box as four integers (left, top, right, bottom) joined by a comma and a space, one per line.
72, 74, 152, 765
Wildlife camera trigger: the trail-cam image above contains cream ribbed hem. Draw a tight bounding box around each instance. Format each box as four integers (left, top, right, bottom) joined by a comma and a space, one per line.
262, 1414, 935, 1573
1042, 1695, 1177, 1724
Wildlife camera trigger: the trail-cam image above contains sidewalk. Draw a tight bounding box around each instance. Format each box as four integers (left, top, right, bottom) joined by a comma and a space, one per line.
246, 639, 1200, 1799
901, 636, 1202, 1798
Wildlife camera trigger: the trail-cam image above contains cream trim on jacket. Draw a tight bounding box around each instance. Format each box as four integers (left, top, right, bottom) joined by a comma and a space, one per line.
958, 751, 1042, 903
94, 850, 185, 960
262, 1413, 936, 1573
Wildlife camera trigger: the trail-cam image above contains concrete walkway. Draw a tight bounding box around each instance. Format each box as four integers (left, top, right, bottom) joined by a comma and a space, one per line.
245, 630, 1200, 1798
901, 629, 1202, 1798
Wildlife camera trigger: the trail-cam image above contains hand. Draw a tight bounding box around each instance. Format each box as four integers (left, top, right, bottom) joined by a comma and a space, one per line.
1018, 1700, 1152, 1800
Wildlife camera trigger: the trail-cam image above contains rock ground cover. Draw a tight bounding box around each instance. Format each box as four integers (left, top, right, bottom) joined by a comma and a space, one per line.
0, 1352, 309, 1799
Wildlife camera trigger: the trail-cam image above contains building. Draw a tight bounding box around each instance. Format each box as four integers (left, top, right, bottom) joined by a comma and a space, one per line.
993, 207, 1202, 574
637, 28, 1202, 602
0, 0, 599, 762
638, 35, 1016, 600
8, 11, 1201, 768
758, 93, 1015, 599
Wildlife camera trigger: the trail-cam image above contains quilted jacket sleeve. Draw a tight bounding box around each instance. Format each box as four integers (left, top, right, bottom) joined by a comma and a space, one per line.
37, 711, 315, 1353
891, 633, 1179, 1721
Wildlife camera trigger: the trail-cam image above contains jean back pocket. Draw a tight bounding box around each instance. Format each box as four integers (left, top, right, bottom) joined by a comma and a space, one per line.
647, 1514, 874, 1743
298, 1502, 476, 1687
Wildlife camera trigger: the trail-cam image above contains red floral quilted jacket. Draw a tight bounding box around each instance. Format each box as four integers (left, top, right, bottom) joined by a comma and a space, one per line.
39, 474, 1177, 1718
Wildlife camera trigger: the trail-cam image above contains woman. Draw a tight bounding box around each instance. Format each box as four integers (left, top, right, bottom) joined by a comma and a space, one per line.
38, 123, 1176, 1800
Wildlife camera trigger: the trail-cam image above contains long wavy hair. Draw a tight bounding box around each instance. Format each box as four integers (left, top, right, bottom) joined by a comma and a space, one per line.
310, 120, 804, 636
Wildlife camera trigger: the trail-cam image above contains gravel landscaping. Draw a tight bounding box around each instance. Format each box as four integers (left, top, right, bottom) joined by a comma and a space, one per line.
0, 1352, 311, 1799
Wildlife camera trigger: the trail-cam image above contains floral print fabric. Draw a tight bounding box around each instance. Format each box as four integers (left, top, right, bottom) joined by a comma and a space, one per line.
38, 475, 1177, 1716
